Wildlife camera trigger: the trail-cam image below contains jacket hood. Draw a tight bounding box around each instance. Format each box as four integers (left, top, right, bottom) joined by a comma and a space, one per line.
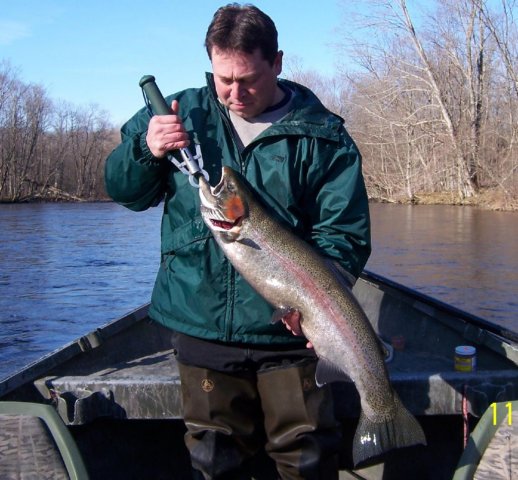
204, 72, 344, 143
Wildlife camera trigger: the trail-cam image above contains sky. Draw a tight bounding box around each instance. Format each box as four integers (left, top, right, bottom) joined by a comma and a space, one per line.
1, 0, 348, 125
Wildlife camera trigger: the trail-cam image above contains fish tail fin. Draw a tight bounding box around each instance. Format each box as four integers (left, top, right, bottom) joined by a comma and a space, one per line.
352, 393, 426, 467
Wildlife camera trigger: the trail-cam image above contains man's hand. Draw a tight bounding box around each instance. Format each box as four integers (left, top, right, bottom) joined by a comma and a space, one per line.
281, 310, 313, 349
146, 100, 190, 158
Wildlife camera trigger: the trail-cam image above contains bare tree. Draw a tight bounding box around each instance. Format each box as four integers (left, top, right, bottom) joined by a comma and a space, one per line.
0, 72, 51, 201
331, 0, 517, 204
66, 105, 112, 198
0, 63, 116, 202
475, 0, 518, 200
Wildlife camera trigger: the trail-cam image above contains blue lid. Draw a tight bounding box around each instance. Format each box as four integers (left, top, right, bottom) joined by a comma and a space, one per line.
455, 346, 476, 355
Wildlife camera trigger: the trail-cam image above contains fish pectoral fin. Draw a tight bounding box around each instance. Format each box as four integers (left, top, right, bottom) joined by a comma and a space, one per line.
379, 338, 394, 363
237, 238, 261, 250
315, 358, 351, 386
271, 307, 297, 324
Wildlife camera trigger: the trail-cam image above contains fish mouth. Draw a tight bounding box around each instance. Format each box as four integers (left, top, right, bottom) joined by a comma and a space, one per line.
210, 216, 243, 231
198, 177, 217, 209
199, 168, 247, 233
200, 203, 244, 232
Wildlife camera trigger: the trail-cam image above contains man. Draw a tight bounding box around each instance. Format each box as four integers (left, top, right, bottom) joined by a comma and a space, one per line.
105, 4, 371, 479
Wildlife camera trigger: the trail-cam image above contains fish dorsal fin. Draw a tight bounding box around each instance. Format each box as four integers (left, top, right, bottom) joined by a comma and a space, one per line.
315, 358, 351, 387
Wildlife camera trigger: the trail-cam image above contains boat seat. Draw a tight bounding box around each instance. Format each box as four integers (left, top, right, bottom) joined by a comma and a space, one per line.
0, 401, 89, 480
453, 400, 517, 479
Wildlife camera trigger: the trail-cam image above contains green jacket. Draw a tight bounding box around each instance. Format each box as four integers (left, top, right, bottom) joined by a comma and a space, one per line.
105, 74, 371, 345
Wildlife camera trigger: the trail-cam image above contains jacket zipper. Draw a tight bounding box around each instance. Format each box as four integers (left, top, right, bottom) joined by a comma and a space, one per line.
214, 98, 243, 341
224, 261, 236, 342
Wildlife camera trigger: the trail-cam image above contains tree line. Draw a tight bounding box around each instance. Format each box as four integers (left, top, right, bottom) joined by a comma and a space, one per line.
0, 61, 115, 202
287, 0, 517, 208
1, 0, 516, 208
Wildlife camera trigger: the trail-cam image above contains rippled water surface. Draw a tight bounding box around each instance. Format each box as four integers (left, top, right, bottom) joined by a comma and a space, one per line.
0, 202, 516, 380
1, 203, 162, 379
366, 204, 517, 328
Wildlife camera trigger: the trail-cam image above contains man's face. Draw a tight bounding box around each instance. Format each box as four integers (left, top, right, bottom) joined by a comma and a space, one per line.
211, 47, 282, 119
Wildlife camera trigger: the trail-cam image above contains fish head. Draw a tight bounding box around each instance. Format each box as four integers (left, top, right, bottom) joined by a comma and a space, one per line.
199, 167, 249, 241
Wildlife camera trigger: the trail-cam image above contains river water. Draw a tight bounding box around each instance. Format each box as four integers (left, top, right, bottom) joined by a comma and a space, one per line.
0, 202, 516, 380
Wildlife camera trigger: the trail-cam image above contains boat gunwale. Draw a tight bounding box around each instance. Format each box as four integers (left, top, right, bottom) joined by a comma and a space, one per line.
1, 273, 516, 400
360, 270, 517, 344
0, 305, 149, 398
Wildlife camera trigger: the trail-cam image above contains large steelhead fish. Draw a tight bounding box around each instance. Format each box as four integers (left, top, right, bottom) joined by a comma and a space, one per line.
198, 167, 426, 465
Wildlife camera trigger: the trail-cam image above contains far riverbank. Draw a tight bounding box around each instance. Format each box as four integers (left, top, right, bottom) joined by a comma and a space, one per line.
370, 188, 517, 212
2, 188, 517, 211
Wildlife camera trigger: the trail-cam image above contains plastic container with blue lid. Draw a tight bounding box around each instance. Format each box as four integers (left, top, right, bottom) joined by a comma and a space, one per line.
454, 345, 477, 372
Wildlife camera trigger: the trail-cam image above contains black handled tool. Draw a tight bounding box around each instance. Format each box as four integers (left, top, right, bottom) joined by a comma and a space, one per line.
139, 75, 209, 187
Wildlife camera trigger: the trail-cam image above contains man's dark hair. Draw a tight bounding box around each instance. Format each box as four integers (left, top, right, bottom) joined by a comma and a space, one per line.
205, 3, 279, 65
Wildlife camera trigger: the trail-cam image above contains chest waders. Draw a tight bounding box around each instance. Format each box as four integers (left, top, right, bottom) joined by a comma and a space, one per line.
174, 334, 341, 480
